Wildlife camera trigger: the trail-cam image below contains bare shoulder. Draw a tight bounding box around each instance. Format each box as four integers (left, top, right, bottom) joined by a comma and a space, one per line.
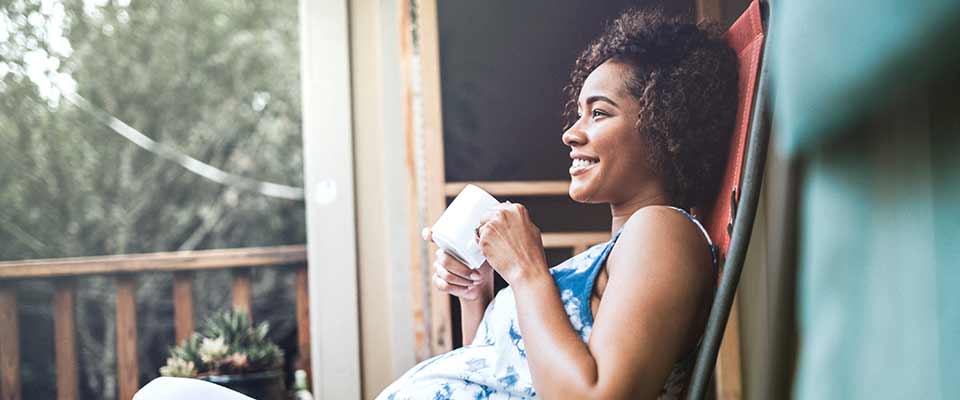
585, 206, 715, 395
607, 206, 713, 280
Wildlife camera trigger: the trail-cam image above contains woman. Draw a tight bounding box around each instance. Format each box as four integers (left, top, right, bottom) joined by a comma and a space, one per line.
378, 8, 737, 400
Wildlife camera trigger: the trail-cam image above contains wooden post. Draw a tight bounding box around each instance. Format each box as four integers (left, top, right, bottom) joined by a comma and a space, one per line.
716, 294, 744, 400
115, 275, 139, 400
399, 0, 430, 361
232, 269, 252, 318
295, 265, 312, 384
415, 0, 453, 357
53, 280, 79, 400
172, 272, 194, 344
0, 285, 21, 400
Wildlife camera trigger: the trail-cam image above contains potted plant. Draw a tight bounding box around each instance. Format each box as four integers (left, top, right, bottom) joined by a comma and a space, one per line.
160, 309, 286, 399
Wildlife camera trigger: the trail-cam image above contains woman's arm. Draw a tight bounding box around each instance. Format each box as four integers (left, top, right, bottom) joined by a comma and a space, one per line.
432, 256, 495, 345
425, 226, 496, 345
457, 260, 495, 345
460, 294, 492, 345
490, 206, 713, 399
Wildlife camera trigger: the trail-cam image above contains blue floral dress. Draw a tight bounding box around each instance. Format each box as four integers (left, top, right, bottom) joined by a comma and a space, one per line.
377, 207, 717, 400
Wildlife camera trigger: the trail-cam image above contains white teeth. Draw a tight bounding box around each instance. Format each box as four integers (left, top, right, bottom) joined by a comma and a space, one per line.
571, 158, 597, 168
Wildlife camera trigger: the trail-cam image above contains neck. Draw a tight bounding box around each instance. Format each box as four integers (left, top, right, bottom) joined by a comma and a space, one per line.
609, 190, 670, 235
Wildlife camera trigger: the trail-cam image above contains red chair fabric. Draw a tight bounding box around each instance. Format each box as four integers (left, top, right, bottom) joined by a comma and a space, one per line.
698, 0, 765, 268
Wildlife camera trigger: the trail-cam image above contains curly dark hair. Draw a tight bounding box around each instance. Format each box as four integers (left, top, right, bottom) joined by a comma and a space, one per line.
563, 9, 738, 209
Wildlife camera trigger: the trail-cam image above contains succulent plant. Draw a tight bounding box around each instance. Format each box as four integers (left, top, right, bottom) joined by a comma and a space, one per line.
160, 309, 283, 377
199, 337, 230, 364
159, 357, 197, 378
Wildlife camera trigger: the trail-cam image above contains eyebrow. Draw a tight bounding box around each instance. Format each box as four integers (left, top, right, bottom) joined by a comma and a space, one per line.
584, 95, 619, 108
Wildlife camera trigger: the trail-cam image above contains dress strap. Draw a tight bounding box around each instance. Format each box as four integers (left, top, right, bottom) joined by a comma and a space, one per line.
666, 207, 719, 272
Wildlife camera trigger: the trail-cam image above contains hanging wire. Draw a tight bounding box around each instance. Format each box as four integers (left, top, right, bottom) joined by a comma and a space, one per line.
60, 90, 305, 201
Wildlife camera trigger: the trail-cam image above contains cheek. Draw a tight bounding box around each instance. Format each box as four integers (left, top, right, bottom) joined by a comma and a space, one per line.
601, 128, 646, 166
602, 140, 651, 183
616, 128, 650, 165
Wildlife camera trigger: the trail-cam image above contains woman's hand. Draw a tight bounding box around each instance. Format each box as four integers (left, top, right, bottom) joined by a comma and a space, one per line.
423, 228, 494, 302
477, 202, 549, 285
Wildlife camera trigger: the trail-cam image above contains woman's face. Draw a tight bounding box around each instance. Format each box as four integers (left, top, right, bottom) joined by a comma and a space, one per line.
562, 60, 656, 205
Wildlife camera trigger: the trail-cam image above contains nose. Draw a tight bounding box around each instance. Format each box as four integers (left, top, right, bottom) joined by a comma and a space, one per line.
562, 121, 587, 148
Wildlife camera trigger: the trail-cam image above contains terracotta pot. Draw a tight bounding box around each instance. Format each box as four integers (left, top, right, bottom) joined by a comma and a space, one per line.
199, 369, 286, 399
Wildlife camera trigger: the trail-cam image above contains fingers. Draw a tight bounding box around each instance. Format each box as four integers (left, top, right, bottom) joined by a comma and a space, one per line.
434, 249, 479, 282
478, 212, 493, 226
434, 261, 474, 286
432, 275, 472, 298
433, 250, 485, 302
476, 222, 490, 243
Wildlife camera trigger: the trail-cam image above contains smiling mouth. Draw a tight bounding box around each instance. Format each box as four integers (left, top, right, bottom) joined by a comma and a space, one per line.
569, 158, 598, 176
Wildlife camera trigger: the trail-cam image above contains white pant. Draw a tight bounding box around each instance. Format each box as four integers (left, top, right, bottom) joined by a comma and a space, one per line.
134, 377, 254, 400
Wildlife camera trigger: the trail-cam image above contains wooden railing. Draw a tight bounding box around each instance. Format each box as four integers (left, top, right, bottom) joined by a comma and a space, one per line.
0, 245, 309, 400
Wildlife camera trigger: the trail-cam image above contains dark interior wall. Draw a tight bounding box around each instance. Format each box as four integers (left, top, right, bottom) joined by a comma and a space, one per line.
437, 0, 697, 182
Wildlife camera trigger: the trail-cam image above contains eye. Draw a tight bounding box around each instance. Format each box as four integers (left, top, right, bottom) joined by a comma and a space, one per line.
591, 109, 609, 119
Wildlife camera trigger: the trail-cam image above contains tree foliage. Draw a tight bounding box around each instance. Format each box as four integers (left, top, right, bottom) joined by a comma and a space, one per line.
1, 0, 304, 258
1, 1, 304, 398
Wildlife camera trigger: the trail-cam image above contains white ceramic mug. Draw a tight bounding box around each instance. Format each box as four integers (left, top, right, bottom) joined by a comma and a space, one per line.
431, 184, 500, 269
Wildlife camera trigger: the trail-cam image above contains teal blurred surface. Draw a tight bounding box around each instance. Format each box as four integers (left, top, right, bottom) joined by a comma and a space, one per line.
793, 102, 959, 399
771, 0, 960, 155
770, 1, 960, 398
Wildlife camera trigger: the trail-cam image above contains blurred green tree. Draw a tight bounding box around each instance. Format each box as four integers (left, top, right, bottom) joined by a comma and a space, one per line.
0, 1, 304, 398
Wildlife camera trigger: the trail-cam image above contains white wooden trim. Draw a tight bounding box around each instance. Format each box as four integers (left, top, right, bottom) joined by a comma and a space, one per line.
350, 0, 417, 394
299, 0, 361, 397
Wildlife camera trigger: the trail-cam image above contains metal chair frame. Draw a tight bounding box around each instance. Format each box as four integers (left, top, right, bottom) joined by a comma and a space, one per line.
686, 1, 773, 399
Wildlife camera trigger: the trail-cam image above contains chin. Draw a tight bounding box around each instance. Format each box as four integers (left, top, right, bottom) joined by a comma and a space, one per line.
568, 182, 601, 204
569, 190, 587, 203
